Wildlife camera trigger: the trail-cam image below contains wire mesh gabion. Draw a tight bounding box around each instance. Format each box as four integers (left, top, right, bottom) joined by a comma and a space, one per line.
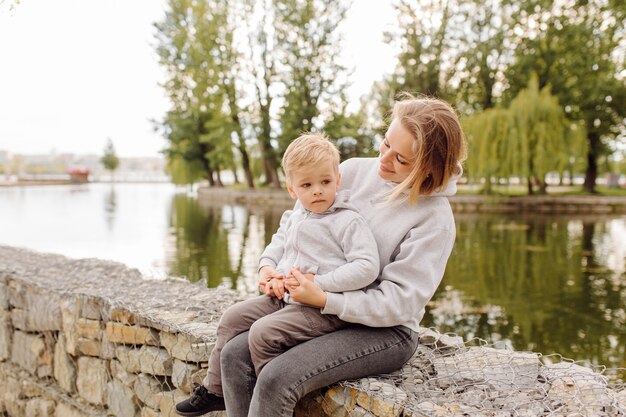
0, 245, 624, 417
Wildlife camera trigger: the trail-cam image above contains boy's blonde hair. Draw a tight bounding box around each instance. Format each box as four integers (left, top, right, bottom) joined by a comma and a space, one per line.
388, 93, 467, 203
282, 132, 340, 184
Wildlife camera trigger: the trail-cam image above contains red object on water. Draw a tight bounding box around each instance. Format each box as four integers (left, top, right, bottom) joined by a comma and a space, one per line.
67, 167, 90, 183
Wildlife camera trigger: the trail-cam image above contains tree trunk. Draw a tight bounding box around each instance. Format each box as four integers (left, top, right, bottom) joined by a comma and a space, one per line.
537, 179, 547, 195
215, 166, 224, 187
206, 166, 215, 187
583, 132, 599, 193
231, 167, 240, 184
527, 177, 534, 195
224, 79, 255, 189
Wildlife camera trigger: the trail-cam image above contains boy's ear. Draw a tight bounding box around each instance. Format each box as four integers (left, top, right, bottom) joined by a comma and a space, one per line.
287, 184, 297, 200
336, 173, 341, 191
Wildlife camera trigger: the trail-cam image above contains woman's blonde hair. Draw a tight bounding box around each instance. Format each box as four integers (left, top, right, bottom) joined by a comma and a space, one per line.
282, 132, 340, 184
388, 93, 467, 203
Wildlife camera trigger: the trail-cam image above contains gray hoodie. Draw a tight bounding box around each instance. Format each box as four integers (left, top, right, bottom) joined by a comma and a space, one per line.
320, 158, 459, 331
259, 190, 380, 301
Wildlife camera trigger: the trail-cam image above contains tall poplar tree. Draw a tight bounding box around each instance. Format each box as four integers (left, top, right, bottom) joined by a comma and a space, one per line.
156, 0, 235, 186
274, 0, 351, 155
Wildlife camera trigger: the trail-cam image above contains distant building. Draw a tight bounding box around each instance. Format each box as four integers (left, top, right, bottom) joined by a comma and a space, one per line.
67, 167, 90, 183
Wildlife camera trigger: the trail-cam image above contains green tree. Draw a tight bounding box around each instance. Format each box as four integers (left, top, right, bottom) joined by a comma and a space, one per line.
504, 0, 626, 192
100, 138, 120, 180
323, 94, 377, 160
274, 0, 351, 155
155, 0, 235, 187
452, 0, 511, 113
241, 0, 282, 188
464, 76, 584, 194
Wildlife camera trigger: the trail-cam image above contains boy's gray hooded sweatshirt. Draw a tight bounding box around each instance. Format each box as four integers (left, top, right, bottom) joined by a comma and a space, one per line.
259, 190, 379, 300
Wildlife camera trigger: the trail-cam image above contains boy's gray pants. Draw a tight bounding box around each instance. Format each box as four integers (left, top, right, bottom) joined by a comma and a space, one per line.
202, 295, 346, 396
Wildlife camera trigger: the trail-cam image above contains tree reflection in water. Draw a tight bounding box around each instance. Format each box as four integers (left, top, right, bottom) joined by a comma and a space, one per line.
422, 214, 626, 377
166, 197, 626, 376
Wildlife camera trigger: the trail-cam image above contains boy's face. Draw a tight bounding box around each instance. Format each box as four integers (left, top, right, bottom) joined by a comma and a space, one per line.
287, 159, 340, 214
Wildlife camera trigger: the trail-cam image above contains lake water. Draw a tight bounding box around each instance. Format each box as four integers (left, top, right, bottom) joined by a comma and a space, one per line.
1, 183, 624, 377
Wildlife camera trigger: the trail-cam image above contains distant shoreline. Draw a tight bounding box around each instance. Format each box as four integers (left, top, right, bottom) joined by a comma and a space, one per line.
198, 186, 626, 214
0, 179, 171, 187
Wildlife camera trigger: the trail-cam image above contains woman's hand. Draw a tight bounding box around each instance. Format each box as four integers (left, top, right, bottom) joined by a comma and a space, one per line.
284, 267, 327, 308
258, 266, 284, 297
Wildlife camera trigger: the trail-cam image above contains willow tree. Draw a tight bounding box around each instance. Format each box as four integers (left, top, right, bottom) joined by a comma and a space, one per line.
508, 76, 586, 194
463, 107, 513, 193
504, 0, 626, 192
464, 76, 584, 194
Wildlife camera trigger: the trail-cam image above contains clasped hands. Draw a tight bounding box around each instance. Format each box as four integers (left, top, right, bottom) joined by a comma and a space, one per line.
258, 266, 327, 308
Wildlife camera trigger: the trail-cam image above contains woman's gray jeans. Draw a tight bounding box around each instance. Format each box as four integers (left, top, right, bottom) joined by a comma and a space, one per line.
220, 324, 418, 417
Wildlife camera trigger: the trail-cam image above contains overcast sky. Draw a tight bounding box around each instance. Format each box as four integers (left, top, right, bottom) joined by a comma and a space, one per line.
0, 1, 397, 158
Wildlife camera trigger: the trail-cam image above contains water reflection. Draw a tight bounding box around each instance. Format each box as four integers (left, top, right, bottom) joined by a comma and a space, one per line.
103, 186, 117, 231
421, 214, 626, 376
0, 184, 623, 375
165, 197, 625, 373
166, 195, 282, 293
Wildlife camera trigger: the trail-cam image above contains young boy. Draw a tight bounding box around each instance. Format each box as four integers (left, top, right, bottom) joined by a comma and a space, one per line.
176, 132, 379, 416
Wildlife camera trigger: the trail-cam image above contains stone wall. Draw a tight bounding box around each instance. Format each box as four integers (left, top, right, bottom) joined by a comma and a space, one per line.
0, 245, 624, 417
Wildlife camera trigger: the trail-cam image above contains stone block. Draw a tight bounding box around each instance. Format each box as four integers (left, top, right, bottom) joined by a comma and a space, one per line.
141, 407, 162, 417
4, 397, 26, 417
7, 279, 27, 308
61, 299, 79, 356
160, 331, 213, 362
25, 398, 55, 417
9, 289, 62, 331
158, 390, 188, 417
11, 330, 52, 377
0, 309, 11, 360
76, 356, 109, 406
107, 379, 138, 417
76, 296, 102, 320
139, 345, 173, 376
111, 308, 137, 325
135, 373, 165, 410
321, 386, 357, 416
295, 390, 325, 417
76, 336, 115, 359
172, 359, 200, 393
0, 281, 9, 310
356, 383, 407, 417
75, 318, 101, 340
77, 338, 102, 357
54, 402, 91, 417
106, 322, 159, 346
111, 359, 139, 387
53, 334, 76, 394
432, 347, 540, 390
99, 323, 116, 359
116, 345, 141, 373
20, 378, 45, 398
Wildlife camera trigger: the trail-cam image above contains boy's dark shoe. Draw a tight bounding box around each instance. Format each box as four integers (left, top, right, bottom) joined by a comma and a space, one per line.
175, 383, 226, 416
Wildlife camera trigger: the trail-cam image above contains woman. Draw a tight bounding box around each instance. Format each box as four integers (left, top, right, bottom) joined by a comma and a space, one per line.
176, 94, 466, 417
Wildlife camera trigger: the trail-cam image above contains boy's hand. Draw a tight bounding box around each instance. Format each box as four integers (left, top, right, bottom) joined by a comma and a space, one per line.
284, 267, 327, 308
265, 276, 286, 299
258, 266, 284, 297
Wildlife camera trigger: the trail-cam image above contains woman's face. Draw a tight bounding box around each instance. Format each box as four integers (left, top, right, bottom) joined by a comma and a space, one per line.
378, 118, 416, 183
